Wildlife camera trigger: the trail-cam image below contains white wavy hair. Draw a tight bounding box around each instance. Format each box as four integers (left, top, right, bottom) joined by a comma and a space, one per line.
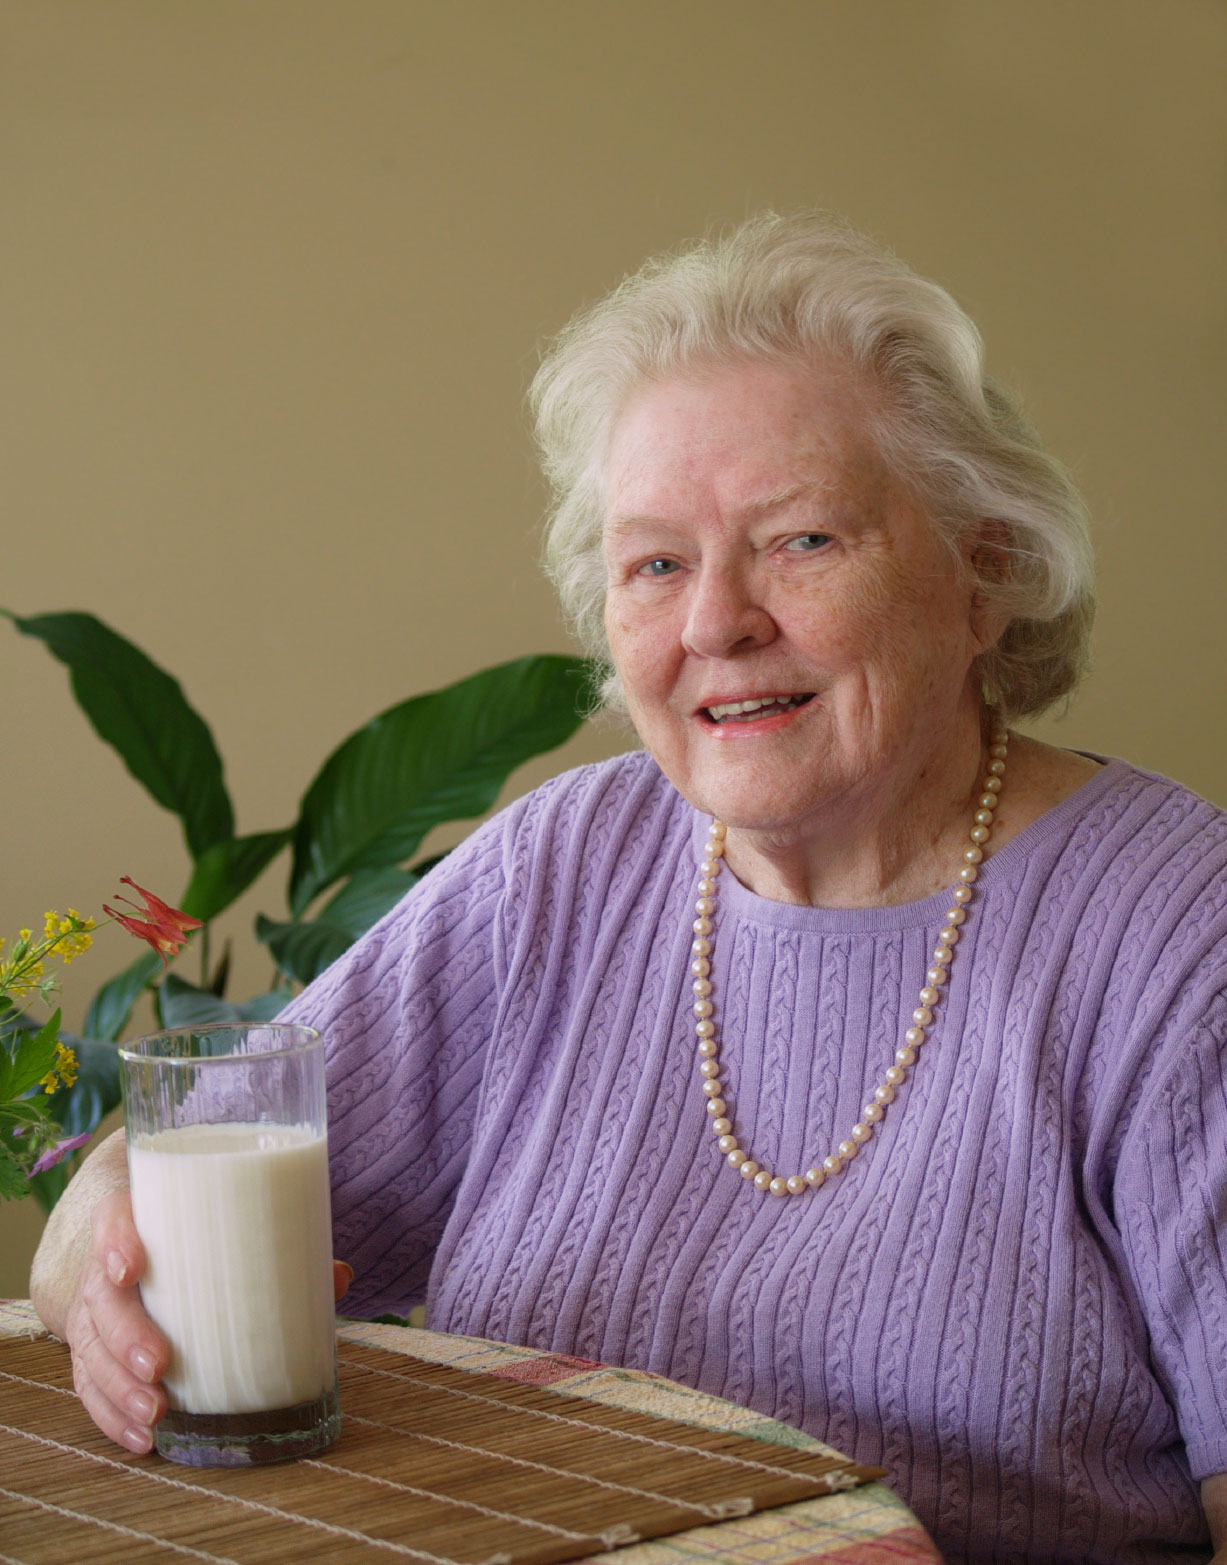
530, 212, 1094, 720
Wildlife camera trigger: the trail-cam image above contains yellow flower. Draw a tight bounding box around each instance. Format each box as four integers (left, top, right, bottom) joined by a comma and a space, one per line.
40, 1042, 78, 1094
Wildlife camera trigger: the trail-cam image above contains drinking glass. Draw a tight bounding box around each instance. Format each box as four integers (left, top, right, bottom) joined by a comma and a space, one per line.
119, 1022, 340, 1466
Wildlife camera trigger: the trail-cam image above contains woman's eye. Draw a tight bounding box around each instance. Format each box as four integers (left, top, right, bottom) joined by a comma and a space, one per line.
783, 533, 833, 553
636, 558, 680, 577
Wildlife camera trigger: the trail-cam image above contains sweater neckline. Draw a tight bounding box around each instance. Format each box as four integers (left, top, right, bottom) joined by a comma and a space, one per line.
685, 753, 1128, 934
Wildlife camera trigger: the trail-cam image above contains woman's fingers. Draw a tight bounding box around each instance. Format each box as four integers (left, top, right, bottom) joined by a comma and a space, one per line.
67, 1294, 164, 1453
333, 1260, 353, 1302
63, 1186, 170, 1451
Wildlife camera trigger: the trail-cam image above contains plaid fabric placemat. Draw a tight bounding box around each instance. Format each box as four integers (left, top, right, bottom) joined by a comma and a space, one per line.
1, 1300, 939, 1564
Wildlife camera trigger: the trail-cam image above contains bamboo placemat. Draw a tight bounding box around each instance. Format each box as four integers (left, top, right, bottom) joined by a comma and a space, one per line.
1, 1301, 939, 1565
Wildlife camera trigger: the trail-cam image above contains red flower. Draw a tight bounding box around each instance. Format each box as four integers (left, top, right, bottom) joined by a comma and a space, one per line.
104, 878, 203, 964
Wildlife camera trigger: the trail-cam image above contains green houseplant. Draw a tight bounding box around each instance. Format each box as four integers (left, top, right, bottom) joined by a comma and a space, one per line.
1, 608, 593, 1209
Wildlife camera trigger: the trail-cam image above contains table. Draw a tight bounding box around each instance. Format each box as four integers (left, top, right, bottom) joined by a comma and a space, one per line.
0, 1299, 941, 1564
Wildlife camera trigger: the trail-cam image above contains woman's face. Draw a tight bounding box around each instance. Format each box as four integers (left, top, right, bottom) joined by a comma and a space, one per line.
602, 359, 995, 837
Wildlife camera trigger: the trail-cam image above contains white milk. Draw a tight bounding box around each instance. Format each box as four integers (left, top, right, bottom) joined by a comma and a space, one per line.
128, 1123, 336, 1415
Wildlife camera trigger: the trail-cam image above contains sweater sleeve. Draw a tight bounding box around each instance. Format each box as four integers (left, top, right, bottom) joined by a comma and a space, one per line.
1115, 985, 1227, 1480
277, 807, 519, 1318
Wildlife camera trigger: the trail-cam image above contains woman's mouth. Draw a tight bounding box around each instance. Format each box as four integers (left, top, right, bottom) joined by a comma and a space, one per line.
702, 693, 815, 724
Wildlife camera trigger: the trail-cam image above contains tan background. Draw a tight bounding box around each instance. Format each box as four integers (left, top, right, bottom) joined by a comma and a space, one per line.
2, 0, 1224, 1294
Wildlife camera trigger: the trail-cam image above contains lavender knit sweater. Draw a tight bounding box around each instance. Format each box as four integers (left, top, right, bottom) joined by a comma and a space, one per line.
285, 750, 1227, 1563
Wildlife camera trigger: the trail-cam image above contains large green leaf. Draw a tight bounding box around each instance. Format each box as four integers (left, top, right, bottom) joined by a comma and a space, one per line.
180, 829, 293, 924
83, 950, 163, 1042
289, 654, 592, 915
256, 916, 352, 986
318, 866, 421, 937
159, 974, 295, 1028
3, 609, 234, 857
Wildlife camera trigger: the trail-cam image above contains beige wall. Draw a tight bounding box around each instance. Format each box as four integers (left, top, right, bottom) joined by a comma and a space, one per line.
3, 0, 1224, 1294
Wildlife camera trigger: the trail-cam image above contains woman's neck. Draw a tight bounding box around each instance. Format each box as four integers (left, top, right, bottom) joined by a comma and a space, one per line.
719, 727, 1101, 909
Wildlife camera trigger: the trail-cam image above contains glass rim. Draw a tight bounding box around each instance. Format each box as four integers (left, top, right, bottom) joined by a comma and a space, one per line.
118, 1021, 321, 1066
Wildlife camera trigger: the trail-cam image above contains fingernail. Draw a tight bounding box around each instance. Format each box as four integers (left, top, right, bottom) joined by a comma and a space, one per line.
106, 1250, 129, 1285
127, 1388, 157, 1421
129, 1346, 156, 1379
123, 1425, 154, 1454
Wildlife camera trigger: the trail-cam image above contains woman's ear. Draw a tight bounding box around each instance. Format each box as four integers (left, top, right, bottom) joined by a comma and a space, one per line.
963, 520, 1012, 653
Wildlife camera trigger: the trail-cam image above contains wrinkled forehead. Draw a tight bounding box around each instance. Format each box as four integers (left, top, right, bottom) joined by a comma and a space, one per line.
601, 358, 902, 531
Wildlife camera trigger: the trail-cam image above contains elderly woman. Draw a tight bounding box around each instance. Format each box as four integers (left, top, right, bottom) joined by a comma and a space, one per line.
32, 215, 1227, 1563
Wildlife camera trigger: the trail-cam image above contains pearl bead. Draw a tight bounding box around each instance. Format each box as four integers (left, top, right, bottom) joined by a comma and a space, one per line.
851, 1122, 872, 1143
805, 1167, 825, 1187
885, 1065, 907, 1086
700, 1058, 720, 1077
698, 878, 716, 897
740, 1159, 759, 1179
695, 897, 714, 916
945, 907, 966, 925
918, 985, 940, 1006
754, 1170, 773, 1191
706, 1097, 726, 1117
712, 1117, 732, 1135
697, 1038, 717, 1057
692, 937, 712, 956
702, 1078, 722, 1097
694, 1001, 713, 1020
987, 758, 1005, 776
912, 1006, 933, 1025
696, 1020, 715, 1038
718, 1133, 738, 1153
925, 966, 948, 986
710, 821, 727, 839
952, 884, 973, 903
964, 845, 984, 864
863, 1102, 884, 1123
958, 865, 979, 883
990, 742, 1008, 760
768, 1177, 789, 1197
691, 957, 711, 977
693, 917, 712, 935
728, 1148, 747, 1167
932, 944, 953, 965
984, 775, 1002, 793
896, 1046, 916, 1066
904, 1026, 924, 1047
786, 1175, 807, 1195
693, 977, 713, 997
875, 1084, 896, 1105
838, 1140, 859, 1161
701, 856, 722, 875
978, 793, 998, 811
974, 809, 994, 827
939, 926, 960, 945
822, 1154, 844, 1175
969, 825, 990, 844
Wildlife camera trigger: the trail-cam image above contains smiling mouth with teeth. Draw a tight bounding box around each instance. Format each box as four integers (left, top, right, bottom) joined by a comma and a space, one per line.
703, 693, 815, 723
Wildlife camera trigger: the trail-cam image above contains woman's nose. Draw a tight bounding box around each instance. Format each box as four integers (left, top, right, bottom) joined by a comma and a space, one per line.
680, 566, 776, 659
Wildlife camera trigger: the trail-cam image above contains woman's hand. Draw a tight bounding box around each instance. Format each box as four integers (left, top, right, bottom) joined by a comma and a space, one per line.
64, 1185, 170, 1452
30, 1129, 169, 1454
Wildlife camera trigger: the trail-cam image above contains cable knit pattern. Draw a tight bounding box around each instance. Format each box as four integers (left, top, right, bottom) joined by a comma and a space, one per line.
286, 749, 1227, 1565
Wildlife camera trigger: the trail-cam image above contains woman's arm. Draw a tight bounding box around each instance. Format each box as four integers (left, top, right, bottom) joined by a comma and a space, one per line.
29, 1127, 171, 1453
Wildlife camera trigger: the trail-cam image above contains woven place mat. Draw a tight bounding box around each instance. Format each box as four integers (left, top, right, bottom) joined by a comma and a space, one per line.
0, 1318, 882, 1565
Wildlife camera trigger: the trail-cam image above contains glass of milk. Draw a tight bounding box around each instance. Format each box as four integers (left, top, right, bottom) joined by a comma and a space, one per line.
119, 1022, 340, 1467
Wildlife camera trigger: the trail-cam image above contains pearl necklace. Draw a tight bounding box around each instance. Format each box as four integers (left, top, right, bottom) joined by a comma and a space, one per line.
692, 726, 1009, 1196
